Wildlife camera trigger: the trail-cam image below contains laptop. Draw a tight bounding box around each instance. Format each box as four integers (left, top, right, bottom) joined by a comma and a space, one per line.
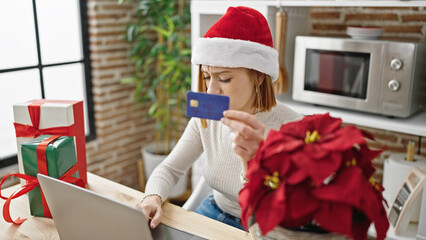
37, 174, 206, 240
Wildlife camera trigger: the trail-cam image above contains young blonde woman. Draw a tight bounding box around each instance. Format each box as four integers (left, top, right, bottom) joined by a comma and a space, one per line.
136, 6, 302, 230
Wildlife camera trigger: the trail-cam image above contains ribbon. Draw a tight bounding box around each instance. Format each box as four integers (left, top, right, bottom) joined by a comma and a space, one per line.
13, 123, 76, 138
13, 100, 87, 184
36, 135, 60, 218
0, 166, 84, 225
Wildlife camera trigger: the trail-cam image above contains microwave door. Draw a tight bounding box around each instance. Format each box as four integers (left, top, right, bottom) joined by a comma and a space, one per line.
304, 49, 369, 99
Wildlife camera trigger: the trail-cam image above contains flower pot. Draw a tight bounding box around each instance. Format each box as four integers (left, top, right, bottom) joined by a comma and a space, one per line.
141, 141, 189, 198
249, 223, 350, 240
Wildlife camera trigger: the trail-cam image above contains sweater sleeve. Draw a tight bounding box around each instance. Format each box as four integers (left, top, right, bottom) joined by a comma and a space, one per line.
144, 118, 203, 201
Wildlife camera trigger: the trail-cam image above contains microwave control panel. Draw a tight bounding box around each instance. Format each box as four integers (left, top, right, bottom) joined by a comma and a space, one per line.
380, 41, 426, 117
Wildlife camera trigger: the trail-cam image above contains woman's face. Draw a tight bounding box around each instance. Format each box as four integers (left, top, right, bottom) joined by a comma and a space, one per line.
201, 65, 258, 114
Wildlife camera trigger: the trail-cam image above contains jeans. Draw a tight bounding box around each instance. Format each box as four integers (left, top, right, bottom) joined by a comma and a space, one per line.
194, 194, 245, 231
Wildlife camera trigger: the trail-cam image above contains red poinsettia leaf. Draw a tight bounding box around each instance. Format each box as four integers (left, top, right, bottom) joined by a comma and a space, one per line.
374, 206, 389, 240
312, 113, 342, 135
279, 117, 311, 139
262, 137, 304, 159
280, 212, 313, 229
244, 173, 269, 206
352, 216, 371, 240
262, 153, 291, 176
320, 125, 365, 152
356, 145, 382, 178
280, 185, 316, 228
313, 167, 389, 239
338, 147, 378, 180
286, 184, 320, 220
261, 130, 283, 147
286, 164, 308, 185
313, 167, 367, 205
303, 144, 331, 160
255, 184, 287, 235
292, 151, 342, 186
244, 169, 267, 193
314, 202, 353, 238
239, 173, 269, 229
246, 163, 260, 178
247, 148, 265, 176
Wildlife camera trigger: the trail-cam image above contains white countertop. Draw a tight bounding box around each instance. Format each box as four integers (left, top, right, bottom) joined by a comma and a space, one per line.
277, 94, 426, 137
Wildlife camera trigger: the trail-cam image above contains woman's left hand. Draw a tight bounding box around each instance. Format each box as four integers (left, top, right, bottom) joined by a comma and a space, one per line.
221, 110, 265, 174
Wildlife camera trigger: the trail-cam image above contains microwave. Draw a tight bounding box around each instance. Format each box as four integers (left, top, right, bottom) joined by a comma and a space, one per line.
292, 36, 426, 118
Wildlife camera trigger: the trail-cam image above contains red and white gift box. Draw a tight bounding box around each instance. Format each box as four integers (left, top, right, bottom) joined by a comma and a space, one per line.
12, 99, 87, 185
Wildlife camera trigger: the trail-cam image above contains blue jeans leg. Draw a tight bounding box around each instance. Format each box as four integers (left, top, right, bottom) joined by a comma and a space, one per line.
194, 194, 245, 231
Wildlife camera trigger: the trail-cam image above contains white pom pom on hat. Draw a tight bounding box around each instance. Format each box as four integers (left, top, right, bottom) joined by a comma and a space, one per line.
191, 6, 279, 82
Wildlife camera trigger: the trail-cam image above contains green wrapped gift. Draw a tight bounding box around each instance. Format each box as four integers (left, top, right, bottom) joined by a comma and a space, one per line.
21, 135, 79, 217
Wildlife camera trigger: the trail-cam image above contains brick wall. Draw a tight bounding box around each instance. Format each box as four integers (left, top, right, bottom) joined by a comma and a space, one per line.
310, 6, 426, 41
86, 0, 155, 190
310, 6, 426, 182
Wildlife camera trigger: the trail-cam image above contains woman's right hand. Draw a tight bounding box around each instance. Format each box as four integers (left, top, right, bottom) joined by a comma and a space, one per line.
136, 195, 163, 229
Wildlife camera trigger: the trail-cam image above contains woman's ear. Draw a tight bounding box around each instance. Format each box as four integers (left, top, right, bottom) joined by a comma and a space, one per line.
256, 72, 266, 85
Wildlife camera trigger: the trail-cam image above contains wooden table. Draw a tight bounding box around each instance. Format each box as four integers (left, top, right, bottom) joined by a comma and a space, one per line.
0, 172, 252, 240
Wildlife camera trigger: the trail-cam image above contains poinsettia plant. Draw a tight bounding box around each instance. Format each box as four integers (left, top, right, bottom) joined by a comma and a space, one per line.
239, 113, 389, 240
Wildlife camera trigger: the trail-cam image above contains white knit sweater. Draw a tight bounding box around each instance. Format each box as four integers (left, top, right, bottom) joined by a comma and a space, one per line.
145, 102, 302, 218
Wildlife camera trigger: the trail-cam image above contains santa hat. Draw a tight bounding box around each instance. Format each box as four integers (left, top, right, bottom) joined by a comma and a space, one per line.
191, 6, 279, 82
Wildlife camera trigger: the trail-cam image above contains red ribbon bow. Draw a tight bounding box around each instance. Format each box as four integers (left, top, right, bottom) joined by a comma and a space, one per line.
0, 171, 84, 224
13, 101, 76, 138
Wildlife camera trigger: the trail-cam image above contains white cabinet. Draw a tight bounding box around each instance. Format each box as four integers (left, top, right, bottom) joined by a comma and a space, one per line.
190, 0, 426, 136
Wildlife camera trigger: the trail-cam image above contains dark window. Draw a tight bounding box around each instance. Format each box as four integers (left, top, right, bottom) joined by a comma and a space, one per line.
304, 49, 370, 99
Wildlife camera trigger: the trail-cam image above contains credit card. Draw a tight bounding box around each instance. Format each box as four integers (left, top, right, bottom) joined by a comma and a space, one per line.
186, 91, 230, 121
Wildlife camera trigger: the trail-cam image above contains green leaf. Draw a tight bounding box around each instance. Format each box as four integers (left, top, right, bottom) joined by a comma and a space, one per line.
148, 102, 160, 116
168, 98, 177, 105
120, 77, 138, 84
152, 108, 167, 118
147, 87, 156, 102
165, 15, 175, 34
153, 26, 169, 38
179, 49, 191, 56
126, 24, 136, 42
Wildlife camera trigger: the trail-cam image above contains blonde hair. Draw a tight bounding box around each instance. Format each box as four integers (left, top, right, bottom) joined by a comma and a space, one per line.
197, 66, 276, 128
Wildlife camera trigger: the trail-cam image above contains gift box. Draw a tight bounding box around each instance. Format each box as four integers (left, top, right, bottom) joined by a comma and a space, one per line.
0, 134, 85, 224
13, 99, 87, 184
21, 135, 79, 217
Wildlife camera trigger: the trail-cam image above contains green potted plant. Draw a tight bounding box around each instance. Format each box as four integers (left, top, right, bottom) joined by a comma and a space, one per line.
120, 0, 191, 196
